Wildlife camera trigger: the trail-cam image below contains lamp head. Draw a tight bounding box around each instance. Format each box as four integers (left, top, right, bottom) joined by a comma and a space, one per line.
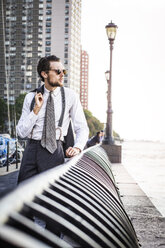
105, 21, 118, 41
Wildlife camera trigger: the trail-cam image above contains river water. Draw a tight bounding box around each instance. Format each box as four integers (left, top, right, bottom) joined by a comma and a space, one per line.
122, 140, 165, 217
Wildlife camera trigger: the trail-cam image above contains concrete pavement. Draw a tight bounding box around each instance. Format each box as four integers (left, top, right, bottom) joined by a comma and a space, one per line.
111, 163, 165, 248
0, 163, 20, 198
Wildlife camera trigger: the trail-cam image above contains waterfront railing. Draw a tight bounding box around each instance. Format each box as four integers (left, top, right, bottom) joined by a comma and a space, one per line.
0, 145, 140, 248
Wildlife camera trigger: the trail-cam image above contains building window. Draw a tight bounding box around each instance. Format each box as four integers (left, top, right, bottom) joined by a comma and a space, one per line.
27, 53, 32, 57
26, 84, 32, 89
65, 3, 69, 9
46, 41, 51, 45
38, 28, 43, 33
26, 71, 32, 76
39, 9, 43, 15
27, 65, 32, 70
46, 47, 51, 52
27, 34, 32, 39
39, 4, 44, 8
46, 28, 51, 33
46, 16, 51, 21
22, 16, 27, 21
46, 34, 51, 39
46, 22, 51, 27
46, 10, 51, 15
46, 3, 52, 8
9, 96, 15, 101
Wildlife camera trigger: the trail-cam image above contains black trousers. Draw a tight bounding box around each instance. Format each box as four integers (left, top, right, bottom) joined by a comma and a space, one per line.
17, 139, 65, 183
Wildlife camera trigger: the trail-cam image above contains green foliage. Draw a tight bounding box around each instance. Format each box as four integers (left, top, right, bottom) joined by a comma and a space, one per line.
84, 109, 104, 137
0, 98, 7, 132
84, 109, 121, 140
15, 93, 27, 121
113, 130, 120, 138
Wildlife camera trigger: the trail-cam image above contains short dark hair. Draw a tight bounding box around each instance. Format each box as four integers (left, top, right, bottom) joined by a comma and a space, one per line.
37, 55, 60, 82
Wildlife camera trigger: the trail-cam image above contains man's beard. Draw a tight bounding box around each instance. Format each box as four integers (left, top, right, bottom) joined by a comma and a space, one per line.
47, 78, 63, 87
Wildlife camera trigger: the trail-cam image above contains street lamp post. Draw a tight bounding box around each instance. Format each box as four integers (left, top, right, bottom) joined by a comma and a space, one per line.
103, 21, 118, 145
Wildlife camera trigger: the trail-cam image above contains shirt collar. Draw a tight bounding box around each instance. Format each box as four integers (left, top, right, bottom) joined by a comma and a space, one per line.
44, 86, 61, 97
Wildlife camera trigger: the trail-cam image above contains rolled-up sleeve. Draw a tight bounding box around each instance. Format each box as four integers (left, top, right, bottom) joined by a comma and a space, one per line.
70, 92, 89, 151
16, 93, 38, 138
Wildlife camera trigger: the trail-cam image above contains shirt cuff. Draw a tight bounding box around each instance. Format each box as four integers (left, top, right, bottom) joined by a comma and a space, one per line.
73, 143, 84, 152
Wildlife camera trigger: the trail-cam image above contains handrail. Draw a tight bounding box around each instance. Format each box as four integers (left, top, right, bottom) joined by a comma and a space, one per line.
0, 145, 140, 248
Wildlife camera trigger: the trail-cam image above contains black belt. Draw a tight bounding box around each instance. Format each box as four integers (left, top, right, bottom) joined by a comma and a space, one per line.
28, 139, 41, 144
28, 139, 62, 144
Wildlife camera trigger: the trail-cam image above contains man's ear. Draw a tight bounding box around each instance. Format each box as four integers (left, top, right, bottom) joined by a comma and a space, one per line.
41, 71, 48, 79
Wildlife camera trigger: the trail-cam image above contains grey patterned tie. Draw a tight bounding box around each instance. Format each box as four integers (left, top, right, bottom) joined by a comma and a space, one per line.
41, 91, 57, 153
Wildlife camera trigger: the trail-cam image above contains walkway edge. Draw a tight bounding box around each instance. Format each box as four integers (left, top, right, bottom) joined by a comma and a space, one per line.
111, 163, 165, 248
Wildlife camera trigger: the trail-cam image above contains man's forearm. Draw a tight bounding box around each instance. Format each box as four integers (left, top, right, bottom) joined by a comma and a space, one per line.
33, 105, 41, 115
16, 111, 38, 138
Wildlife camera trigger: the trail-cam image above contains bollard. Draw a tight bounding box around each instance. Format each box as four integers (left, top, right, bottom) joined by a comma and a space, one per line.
15, 140, 18, 169
6, 141, 9, 172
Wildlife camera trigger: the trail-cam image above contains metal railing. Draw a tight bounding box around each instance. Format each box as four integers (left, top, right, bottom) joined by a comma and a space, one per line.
0, 145, 140, 248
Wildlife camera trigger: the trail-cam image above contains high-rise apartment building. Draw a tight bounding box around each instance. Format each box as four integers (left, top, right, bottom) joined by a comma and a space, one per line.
0, 0, 81, 105
43, 0, 81, 93
80, 49, 88, 109
0, 0, 42, 104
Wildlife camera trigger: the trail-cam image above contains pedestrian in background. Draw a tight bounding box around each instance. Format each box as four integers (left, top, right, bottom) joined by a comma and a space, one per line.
86, 131, 102, 148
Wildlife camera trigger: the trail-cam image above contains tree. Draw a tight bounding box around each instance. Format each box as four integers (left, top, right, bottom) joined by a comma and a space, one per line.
84, 109, 104, 137
0, 98, 7, 133
84, 109, 121, 140
113, 130, 120, 139
15, 93, 27, 121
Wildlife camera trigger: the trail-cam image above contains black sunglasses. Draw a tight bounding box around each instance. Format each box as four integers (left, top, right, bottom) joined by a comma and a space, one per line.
49, 69, 67, 75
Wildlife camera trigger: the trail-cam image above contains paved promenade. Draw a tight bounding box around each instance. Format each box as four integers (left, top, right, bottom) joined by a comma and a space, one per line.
0, 162, 165, 247
0, 163, 20, 198
111, 163, 165, 248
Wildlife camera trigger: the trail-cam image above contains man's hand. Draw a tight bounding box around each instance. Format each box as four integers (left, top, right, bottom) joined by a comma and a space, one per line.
33, 93, 44, 115
65, 147, 81, 158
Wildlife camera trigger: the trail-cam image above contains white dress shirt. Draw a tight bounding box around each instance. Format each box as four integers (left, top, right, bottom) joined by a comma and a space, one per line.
16, 86, 89, 151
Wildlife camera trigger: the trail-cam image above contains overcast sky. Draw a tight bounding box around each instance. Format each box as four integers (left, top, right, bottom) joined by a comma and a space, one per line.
81, 0, 165, 141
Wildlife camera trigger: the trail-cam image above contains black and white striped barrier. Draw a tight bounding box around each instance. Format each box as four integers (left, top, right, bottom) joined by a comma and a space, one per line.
0, 146, 140, 248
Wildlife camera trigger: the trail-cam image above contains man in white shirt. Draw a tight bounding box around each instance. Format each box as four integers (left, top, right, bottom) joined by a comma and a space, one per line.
17, 55, 89, 183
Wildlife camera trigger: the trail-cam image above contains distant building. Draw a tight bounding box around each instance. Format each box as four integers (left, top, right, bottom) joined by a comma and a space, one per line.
0, 0, 81, 105
80, 49, 89, 109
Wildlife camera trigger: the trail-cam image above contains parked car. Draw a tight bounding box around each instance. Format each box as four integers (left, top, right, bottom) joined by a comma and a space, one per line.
0, 135, 24, 167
